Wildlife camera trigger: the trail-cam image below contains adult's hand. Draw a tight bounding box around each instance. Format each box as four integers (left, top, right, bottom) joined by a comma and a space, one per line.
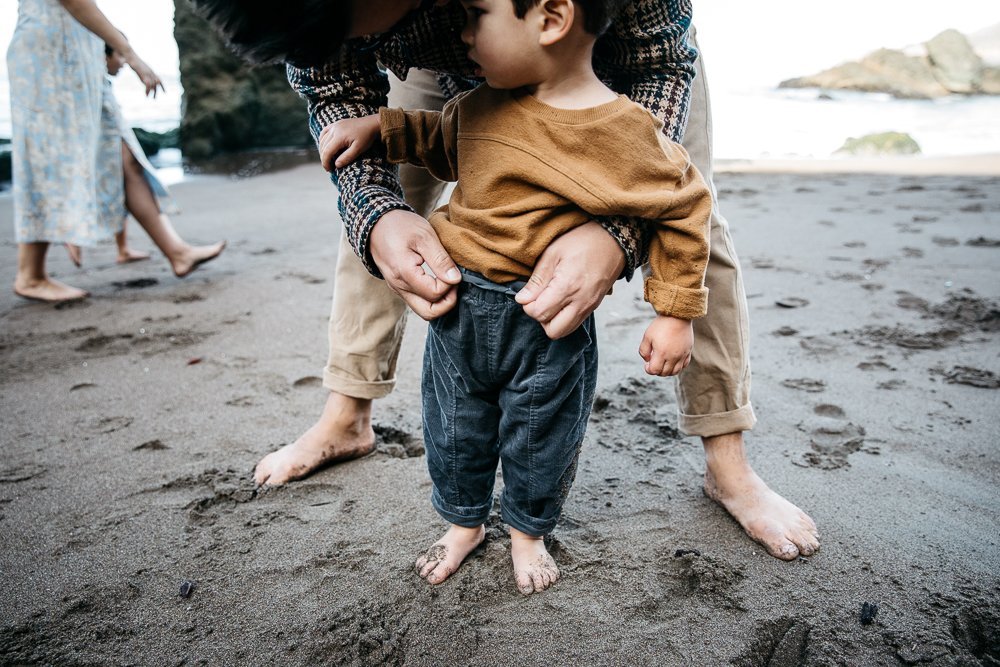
125, 54, 164, 97
515, 222, 625, 339
369, 210, 462, 320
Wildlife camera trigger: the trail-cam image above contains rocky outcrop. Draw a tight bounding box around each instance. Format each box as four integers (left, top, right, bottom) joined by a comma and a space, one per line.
835, 132, 921, 157
780, 29, 1000, 99
926, 29, 982, 93
173, 0, 313, 159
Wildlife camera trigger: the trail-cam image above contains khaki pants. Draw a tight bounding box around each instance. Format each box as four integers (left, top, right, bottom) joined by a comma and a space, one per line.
323, 35, 756, 438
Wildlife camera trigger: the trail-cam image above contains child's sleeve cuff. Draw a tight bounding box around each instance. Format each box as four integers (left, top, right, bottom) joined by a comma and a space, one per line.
644, 278, 708, 319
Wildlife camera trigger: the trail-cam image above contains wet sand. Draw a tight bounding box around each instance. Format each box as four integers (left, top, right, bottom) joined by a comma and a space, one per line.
1, 160, 998, 665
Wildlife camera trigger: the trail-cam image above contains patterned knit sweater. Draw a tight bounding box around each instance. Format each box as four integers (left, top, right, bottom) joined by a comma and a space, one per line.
286, 0, 697, 280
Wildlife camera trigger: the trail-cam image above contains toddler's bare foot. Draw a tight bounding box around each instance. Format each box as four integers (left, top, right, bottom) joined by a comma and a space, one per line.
510, 527, 559, 595
254, 392, 375, 487
703, 433, 820, 560
117, 248, 151, 263
171, 241, 226, 278
14, 277, 88, 303
415, 524, 485, 585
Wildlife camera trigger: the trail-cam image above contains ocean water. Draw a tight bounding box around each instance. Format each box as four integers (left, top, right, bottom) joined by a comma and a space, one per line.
1, 0, 998, 172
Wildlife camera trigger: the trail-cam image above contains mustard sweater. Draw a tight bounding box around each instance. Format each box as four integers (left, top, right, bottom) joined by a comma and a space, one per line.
380, 85, 712, 319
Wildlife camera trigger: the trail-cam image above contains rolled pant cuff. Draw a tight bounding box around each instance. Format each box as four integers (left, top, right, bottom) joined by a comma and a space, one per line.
679, 403, 757, 438
431, 490, 491, 529
500, 497, 555, 538
322, 368, 396, 400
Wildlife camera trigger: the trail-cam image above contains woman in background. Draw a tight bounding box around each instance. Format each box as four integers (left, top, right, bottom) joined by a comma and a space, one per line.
7, 0, 224, 302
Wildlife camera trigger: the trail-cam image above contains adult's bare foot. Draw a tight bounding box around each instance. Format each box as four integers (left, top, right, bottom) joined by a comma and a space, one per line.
171, 241, 226, 278
703, 432, 820, 560
415, 524, 485, 585
253, 391, 376, 486
510, 527, 559, 594
117, 248, 151, 263
14, 277, 89, 303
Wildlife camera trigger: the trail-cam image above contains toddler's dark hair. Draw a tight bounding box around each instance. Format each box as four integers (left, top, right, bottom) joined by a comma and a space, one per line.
511, 0, 624, 35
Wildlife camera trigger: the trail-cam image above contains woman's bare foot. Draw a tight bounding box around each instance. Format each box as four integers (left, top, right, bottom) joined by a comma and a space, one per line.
510, 527, 559, 595
171, 241, 226, 278
117, 248, 151, 264
415, 524, 485, 585
703, 433, 820, 560
64, 244, 82, 267
14, 276, 89, 303
254, 392, 376, 486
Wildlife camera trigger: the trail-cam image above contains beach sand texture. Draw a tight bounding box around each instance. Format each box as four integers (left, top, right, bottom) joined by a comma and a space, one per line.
0, 162, 998, 665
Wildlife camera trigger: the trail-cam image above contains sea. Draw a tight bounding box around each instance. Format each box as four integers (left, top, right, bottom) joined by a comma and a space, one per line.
2, 0, 999, 185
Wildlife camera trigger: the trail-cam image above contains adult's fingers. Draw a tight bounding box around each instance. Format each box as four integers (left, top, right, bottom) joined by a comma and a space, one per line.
334, 140, 365, 169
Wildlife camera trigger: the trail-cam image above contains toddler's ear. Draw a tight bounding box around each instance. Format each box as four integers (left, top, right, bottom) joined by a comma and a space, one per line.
537, 0, 575, 46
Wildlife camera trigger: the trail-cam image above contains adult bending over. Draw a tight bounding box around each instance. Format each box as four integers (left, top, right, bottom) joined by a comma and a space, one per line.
194, 0, 819, 560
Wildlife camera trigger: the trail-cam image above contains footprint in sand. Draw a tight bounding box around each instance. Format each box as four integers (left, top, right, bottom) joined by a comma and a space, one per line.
793, 419, 868, 470
901, 247, 924, 258
775, 297, 809, 309
373, 423, 425, 458
134, 439, 169, 451
813, 404, 845, 418
292, 376, 323, 389
70, 382, 97, 391
932, 236, 960, 247
0, 463, 47, 483
857, 356, 896, 372
781, 378, 826, 393
112, 278, 159, 289
941, 366, 1000, 389
92, 416, 133, 433
966, 237, 1000, 248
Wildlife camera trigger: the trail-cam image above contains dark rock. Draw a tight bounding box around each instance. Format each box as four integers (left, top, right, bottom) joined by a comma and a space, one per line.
860, 601, 879, 625
132, 127, 180, 157
178, 580, 196, 598
173, 0, 313, 159
0, 141, 10, 185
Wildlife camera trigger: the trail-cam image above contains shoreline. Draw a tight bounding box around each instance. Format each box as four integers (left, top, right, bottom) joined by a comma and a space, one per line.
716, 152, 1000, 176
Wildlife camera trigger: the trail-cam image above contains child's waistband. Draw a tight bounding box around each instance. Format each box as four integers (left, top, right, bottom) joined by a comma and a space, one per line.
459, 267, 528, 297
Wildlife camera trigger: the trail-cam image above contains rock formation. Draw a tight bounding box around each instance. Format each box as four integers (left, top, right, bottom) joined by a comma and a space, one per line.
173, 0, 313, 159
780, 29, 1000, 99
835, 132, 922, 157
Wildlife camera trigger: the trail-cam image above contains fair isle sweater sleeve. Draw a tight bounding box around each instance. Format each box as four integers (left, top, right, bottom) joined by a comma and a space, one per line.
593, 0, 699, 274
286, 48, 412, 278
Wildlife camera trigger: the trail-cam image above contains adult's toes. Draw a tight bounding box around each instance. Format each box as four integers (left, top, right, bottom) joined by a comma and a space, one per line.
530, 571, 547, 592
515, 572, 534, 595
771, 538, 800, 560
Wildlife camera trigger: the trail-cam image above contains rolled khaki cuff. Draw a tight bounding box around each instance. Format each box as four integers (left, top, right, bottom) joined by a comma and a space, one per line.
678, 402, 757, 438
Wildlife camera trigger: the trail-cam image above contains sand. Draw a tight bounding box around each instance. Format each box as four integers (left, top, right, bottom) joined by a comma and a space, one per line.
0, 159, 998, 666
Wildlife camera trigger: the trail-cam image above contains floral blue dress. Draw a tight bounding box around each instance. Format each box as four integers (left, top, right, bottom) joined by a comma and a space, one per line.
6, 0, 169, 246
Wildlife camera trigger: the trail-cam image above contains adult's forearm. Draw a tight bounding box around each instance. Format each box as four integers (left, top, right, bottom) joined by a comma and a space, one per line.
592, 215, 646, 280
58, 0, 132, 57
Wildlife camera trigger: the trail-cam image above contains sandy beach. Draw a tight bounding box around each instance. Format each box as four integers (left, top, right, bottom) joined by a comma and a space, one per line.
0, 158, 998, 665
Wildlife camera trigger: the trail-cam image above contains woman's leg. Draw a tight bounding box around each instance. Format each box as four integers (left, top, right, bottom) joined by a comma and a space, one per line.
120, 142, 224, 276
13, 242, 88, 302
114, 222, 151, 263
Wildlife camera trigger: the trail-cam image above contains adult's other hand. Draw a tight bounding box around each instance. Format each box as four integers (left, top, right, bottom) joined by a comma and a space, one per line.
515, 222, 625, 339
369, 209, 462, 320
